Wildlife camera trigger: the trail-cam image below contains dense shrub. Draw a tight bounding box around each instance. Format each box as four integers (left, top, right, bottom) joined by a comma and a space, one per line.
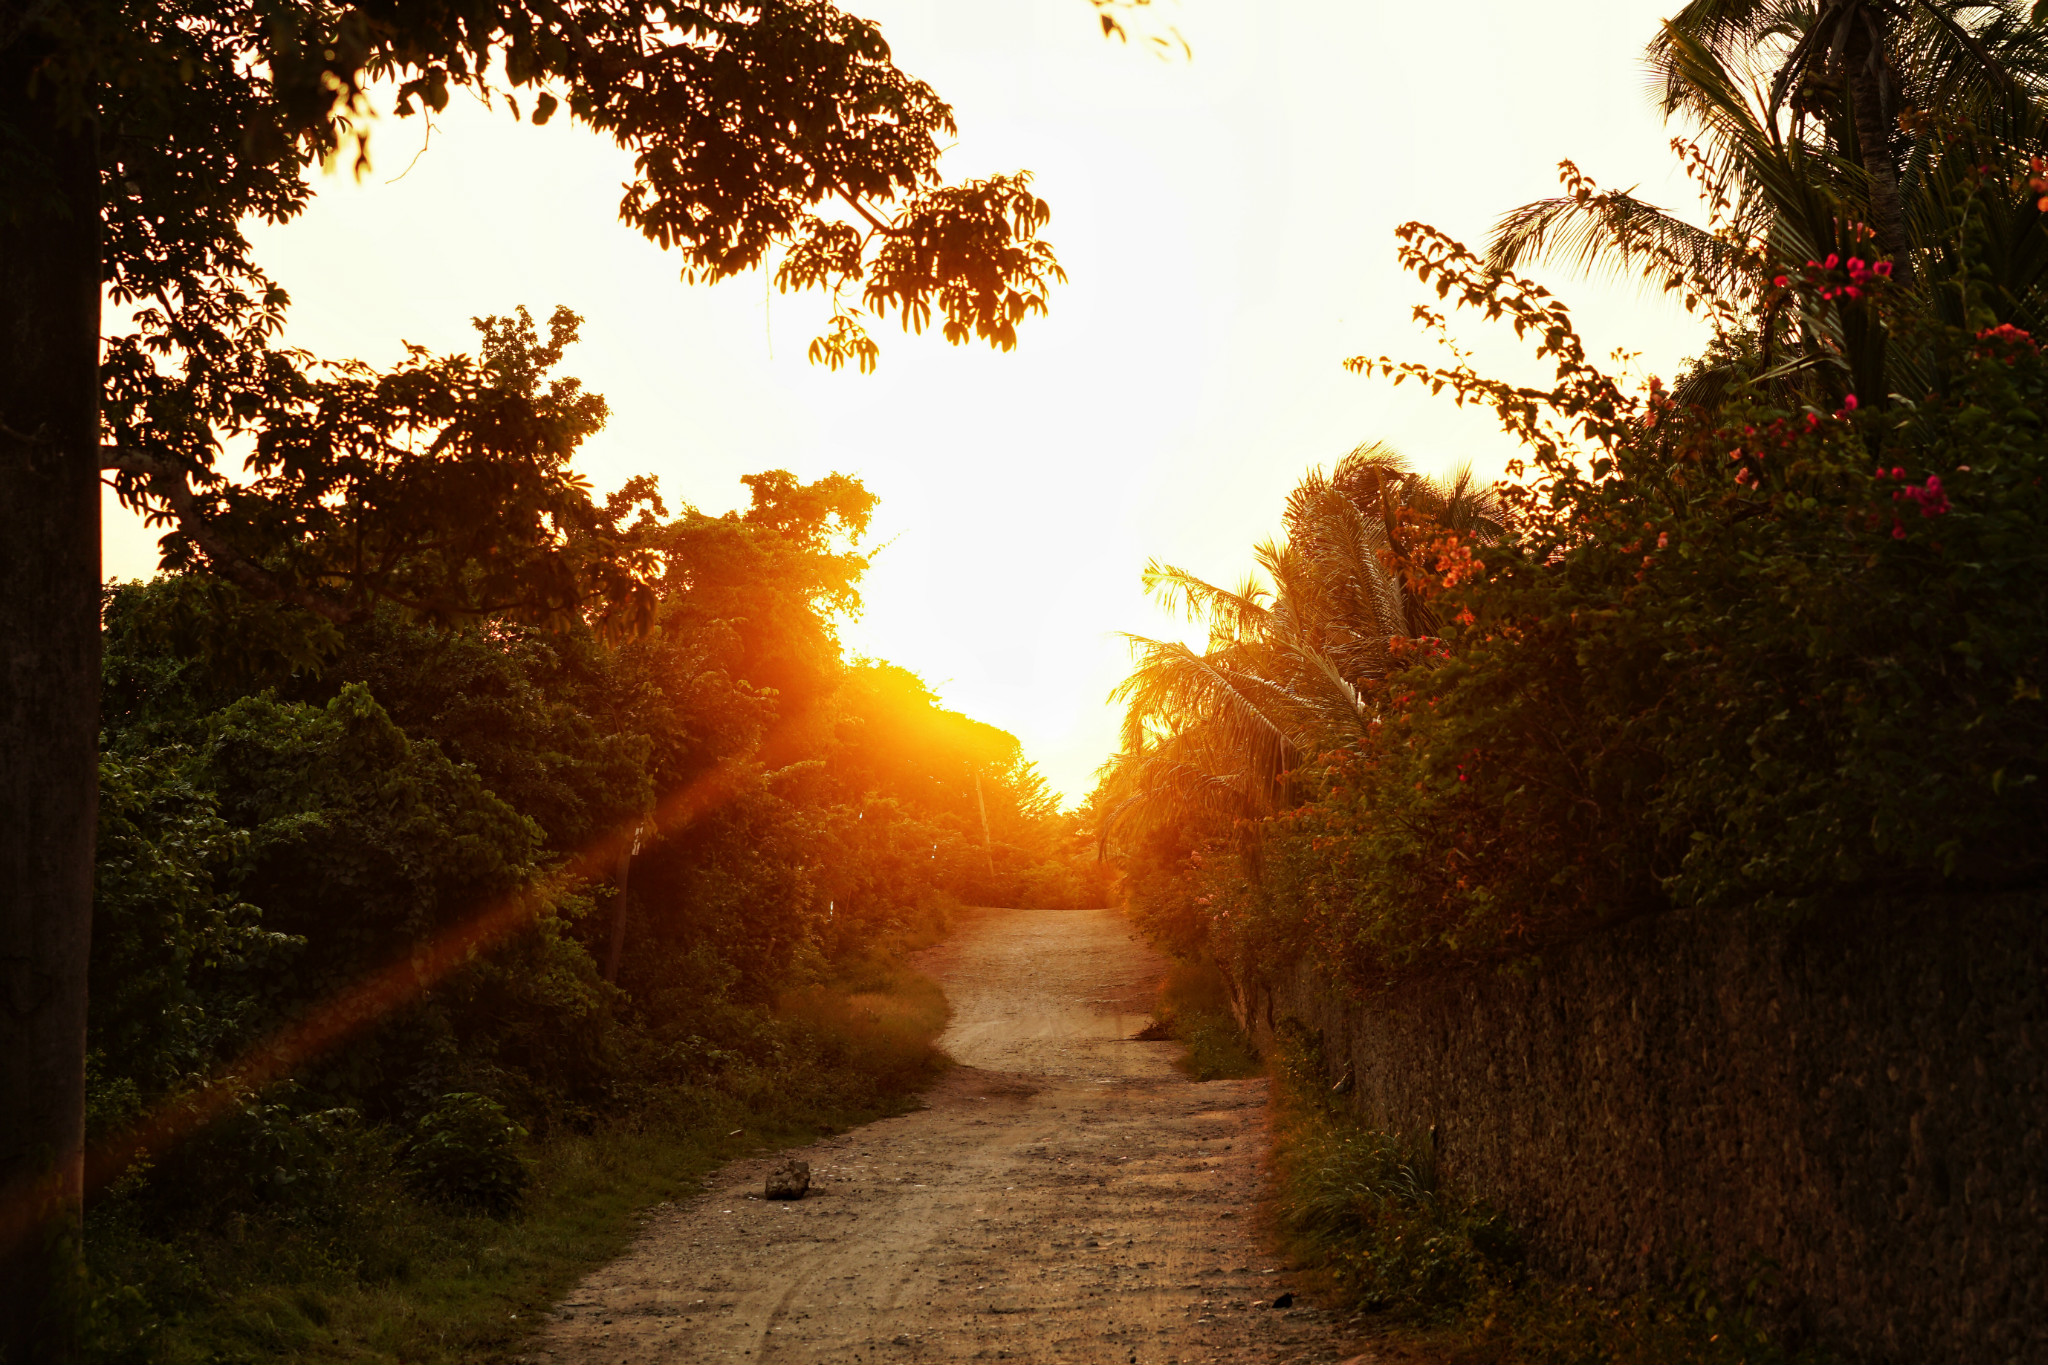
1125, 234, 2048, 996
399, 1093, 531, 1216
83, 470, 1100, 1353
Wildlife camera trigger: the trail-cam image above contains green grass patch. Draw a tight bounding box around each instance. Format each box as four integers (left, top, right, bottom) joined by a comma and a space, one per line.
84, 963, 950, 1364
1266, 1029, 1825, 1365
1144, 956, 1262, 1081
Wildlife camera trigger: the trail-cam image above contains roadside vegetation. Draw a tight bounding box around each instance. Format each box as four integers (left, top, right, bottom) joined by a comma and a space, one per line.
1140, 958, 1261, 1082
3, 1, 1082, 1353
1098, 2, 2048, 1358
1100, 0, 2048, 1061
86, 960, 951, 1365
82, 442, 1102, 1363
1266, 1031, 1807, 1365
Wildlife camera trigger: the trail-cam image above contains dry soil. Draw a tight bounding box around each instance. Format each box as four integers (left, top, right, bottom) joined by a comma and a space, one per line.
525, 905, 1389, 1365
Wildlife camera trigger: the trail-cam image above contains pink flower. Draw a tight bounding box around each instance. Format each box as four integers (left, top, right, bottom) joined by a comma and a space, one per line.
1893, 521, 1907, 539
1897, 474, 1951, 517
1773, 274, 1789, 288
1656, 531, 1670, 550
1892, 466, 1905, 478
1874, 261, 1893, 278
1824, 253, 1841, 269
1843, 393, 1859, 410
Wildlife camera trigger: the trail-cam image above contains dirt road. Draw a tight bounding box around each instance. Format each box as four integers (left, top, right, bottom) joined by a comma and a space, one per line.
527, 906, 1372, 1365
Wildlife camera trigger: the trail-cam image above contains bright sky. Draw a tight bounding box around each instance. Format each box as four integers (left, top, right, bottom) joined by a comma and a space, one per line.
102, 0, 1712, 803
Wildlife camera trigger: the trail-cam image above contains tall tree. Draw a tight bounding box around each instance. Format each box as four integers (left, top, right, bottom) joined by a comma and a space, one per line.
1499, 1, 2035, 287
1100, 445, 1498, 852
1661, 0, 2026, 283
1491, 1, 2048, 407
0, 3, 1062, 1357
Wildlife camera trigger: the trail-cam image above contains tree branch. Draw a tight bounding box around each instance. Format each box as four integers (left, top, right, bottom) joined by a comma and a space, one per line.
834, 185, 892, 236
523, 0, 604, 75
99, 446, 356, 623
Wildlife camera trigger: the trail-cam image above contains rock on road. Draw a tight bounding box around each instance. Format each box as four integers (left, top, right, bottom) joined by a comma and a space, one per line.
527, 905, 1373, 1365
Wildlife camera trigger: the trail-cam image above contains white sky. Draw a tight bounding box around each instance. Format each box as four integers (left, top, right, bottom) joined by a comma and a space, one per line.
102, 0, 1711, 802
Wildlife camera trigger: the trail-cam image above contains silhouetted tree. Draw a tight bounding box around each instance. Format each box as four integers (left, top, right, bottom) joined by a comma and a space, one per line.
0, 4, 1063, 1355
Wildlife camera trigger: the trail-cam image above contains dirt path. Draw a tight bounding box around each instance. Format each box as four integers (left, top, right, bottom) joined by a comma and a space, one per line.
526, 906, 1377, 1365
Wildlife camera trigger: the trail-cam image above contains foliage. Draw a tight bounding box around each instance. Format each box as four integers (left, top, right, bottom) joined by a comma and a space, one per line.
89, 751, 295, 1129
1269, 1031, 1515, 1318
82, 963, 952, 1365
11, 0, 1070, 638
1266, 1034, 1803, 1365
1491, 1, 2048, 402
81, 459, 1096, 1357
399, 1094, 531, 1217
1090, 15, 2043, 1353
107, 305, 666, 633
1103, 8, 2048, 997
1096, 444, 1499, 853
8, 0, 1083, 1350
1140, 957, 1260, 1081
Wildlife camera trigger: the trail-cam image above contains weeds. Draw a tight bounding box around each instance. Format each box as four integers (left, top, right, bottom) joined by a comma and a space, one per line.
83, 963, 951, 1364
1270, 1030, 1515, 1319
1145, 957, 1261, 1080
1265, 1028, 1821, 1365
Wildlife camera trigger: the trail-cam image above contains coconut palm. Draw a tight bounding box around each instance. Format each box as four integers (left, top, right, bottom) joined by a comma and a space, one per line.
1097, 445, 1499, 852
1662, 0, 2040, 282
1492, 3, 2048, 407
1490, 3, 2048, 300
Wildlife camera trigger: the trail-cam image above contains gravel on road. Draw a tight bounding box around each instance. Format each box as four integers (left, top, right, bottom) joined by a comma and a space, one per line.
524, 905, 1393, 1365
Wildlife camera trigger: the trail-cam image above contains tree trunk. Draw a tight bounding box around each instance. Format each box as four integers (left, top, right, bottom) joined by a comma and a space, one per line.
1845, 24, 1913, 285
0, 39, 101, 1365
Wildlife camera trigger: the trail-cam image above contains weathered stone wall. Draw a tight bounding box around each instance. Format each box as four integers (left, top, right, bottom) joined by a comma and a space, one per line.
1232, 892, 2048, 1363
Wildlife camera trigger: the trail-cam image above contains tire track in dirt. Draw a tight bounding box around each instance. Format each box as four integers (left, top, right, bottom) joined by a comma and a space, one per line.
525, 906, 1384, 1364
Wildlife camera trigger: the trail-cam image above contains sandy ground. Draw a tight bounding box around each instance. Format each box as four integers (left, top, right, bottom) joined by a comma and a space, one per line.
524, 905, 1390, 1365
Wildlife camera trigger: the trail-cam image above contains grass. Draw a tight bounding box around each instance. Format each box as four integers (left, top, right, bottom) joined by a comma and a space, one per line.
1143, 956, 1262, 1081
84, 961, 951, 1364
1263, 1027, 1826, 1365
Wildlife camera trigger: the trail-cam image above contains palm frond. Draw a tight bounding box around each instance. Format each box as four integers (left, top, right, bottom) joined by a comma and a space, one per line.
1487, 187, 1756, 298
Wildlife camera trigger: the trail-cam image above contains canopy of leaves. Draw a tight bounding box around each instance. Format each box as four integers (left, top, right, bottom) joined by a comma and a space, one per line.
16, 0, 1065, 636
1105, 39, 2048, 989
92, 463, 1104, 1151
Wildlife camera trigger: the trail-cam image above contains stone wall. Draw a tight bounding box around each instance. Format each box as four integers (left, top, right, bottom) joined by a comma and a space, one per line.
1232, 892, 2048, 1363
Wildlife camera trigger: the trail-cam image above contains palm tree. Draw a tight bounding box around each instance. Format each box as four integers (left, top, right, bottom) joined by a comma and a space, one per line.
1097, 446, 1498, 854
1492, 2, 2048, 407
1492, 3, 2046, 287
1666, 0, 2037, 283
